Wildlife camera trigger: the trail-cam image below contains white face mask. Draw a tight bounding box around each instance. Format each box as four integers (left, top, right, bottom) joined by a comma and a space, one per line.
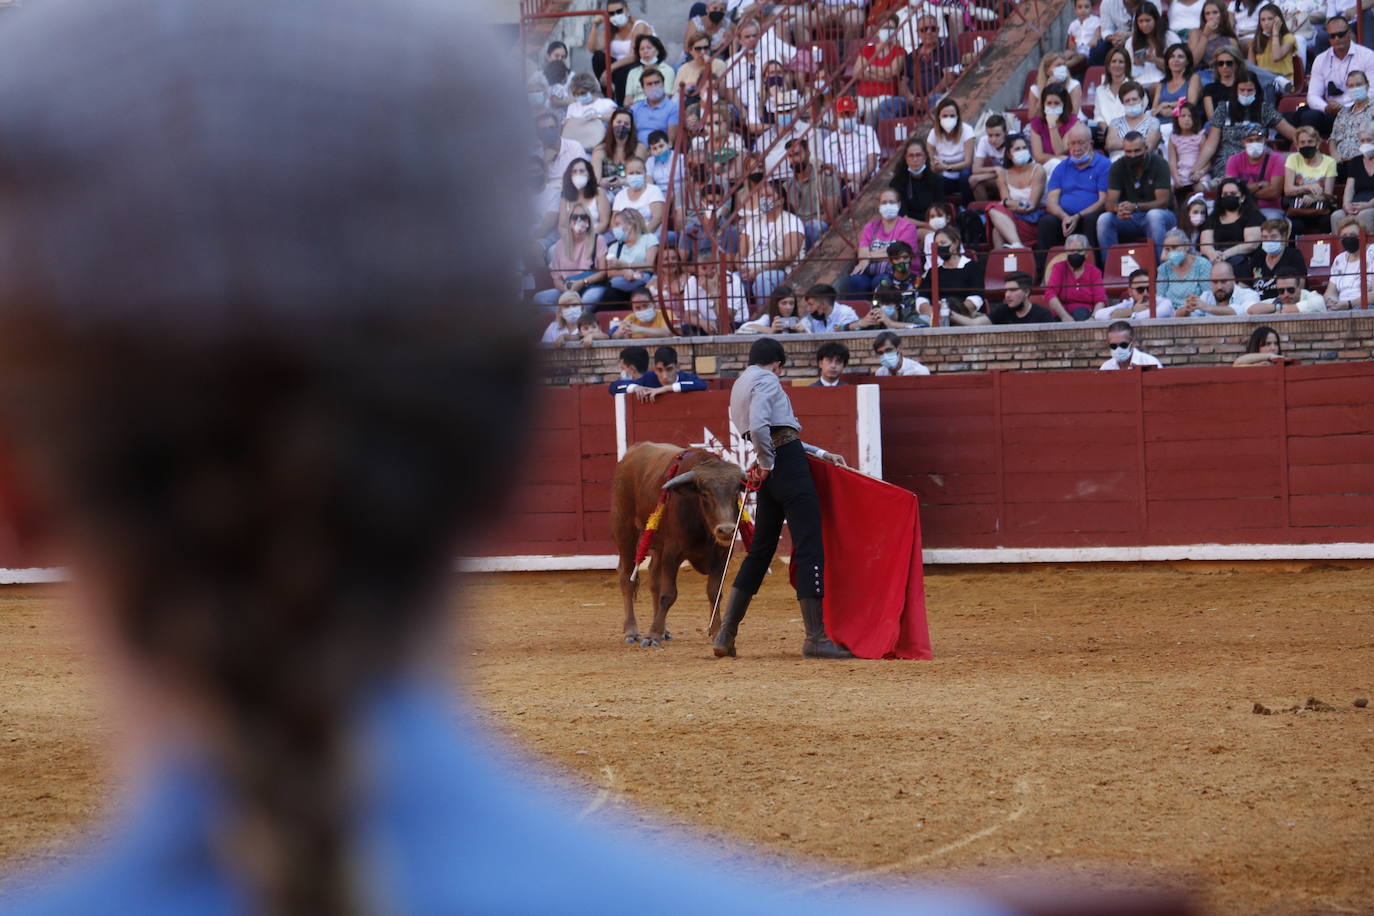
1190, 211, 1206, 226
1236, 93, 1256, 107
940, 115, 958, 131
880, 351, 901, 370
1245, 141, 1266, 157
1112, 343, 1133, 363
1361, 142, 1374, 157
609, 12, 629, 27
1124, 102, 1144, 117
928, 215, 948, 230
1011, 148, 1032, 165
577, 92, 594, 105
635, 306, 657, 323
562, 306, 583, 323
878, 28, 894, 42
1052, 65, 1070, 81
571, 173, 589, 189
1044, 105, 1063, 119
878, 201, 900, 219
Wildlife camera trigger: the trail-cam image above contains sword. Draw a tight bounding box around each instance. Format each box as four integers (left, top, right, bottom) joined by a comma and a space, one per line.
707, 495, 747, 636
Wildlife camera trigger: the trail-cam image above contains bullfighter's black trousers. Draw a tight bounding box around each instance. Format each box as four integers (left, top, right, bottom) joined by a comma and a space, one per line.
732, 439, 824, 599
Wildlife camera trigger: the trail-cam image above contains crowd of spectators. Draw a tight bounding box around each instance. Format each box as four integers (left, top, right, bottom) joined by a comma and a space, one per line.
528, 0, 1374, 347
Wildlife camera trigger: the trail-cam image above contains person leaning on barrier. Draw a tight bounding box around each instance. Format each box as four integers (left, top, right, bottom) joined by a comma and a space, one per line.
990, 272, 1058, 324
812, 341, 851, 386
915, 225, 986, 324
1233, 325, 1288, 365
873, 331, 931, 377
1251, 268, 1325, 313
1326, 217, 1374, 309
1177, 260, 1262, 316
1101, 321, 1165, 369
608, 345, 651, 393
1096, 268, 1176, 319
610, 345, 708, 401
801, 283, 862, 333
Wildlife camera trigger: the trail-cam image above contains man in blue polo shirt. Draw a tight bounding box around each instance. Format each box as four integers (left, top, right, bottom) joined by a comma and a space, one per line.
630, 69, 678, 148
1035, 122, 1110, 275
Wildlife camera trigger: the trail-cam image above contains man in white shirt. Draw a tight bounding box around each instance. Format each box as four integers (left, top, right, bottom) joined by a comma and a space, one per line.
1090, 0, 1143, 65
536, 108, 584, 184
801, 283, 861, 333
1176, 261, 1262, 316
1094, 269, 1176, 319
740, 183, 804, 309
1300, 15, 1374, 136
872, 331, 932, 376
818, 95, 880, 194
1250, 271, 1328, 313
1100, 321, 1164, 369
724, 19, 797, 129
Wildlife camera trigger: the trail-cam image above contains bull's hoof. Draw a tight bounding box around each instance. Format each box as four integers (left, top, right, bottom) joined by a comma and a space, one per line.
663, 629, 673, 641
624, 634, 640, 645
640, 635, 664, 648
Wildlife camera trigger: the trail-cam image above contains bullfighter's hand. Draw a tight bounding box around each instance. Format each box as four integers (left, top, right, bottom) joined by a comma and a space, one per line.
823, 451, 848, 467
746, 465, 770, 489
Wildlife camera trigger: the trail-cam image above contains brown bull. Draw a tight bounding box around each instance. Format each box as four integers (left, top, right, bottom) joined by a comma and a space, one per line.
611, 442, 745, 647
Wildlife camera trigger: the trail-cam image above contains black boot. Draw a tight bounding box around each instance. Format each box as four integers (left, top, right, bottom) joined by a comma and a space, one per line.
799, 597, 853, 659
712, 588, 752, 658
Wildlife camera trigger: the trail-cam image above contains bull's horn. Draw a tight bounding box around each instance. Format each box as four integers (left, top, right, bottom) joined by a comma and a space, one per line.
661, 470, 697, 490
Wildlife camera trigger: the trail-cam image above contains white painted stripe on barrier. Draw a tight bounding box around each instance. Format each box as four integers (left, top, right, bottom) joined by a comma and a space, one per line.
855, 383, 883, 479
0, 568, 68, 584
614, 392, 627, 461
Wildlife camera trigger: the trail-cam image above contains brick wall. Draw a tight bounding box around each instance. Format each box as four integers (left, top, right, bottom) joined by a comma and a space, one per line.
541, 313, 1374, 385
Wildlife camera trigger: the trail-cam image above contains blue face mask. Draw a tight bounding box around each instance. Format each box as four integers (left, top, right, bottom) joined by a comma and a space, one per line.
1349, 85, 1369, 102
881, 305, 897, 318
777, 112, 795, 128
653, 149, 671, 163
1261, 239, 1284, 255
626, 173, 646, 189
612, 226, 628, 242
645, 86, 666, 103
880, 351, 901, 370
1236, 93, 1256, 107
576, 92, 594, 105
1071, 149, 1093, 164
839, 117, 856, 133
1166, 249, 1187, 266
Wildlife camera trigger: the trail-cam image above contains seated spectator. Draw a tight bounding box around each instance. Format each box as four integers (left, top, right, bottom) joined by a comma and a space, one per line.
1126, 3, 1179, 89
929, 98, 976, 202
686, 106, 746, 189
1095, 47, 1135, 127
677, 30, 726, 105
739, 283, 804, 334
1097, 131, 1177, 260
586, 0, 655, 105
854, 13, 908, 125
1247, 5, 1297, 83
535, 205, 610, 307
1187, 0, 1239, 72
739, 183, 804, 309
783, 139, 841, 250
1208, 69, 1295, 185
654, 247, 695, 333
1250, 269, 1325, 312
612, 287, 676, 338
1242, 217, 1303, 296
1232, 325, 1288, 366
682, 253, 748, 330
1156, 228, 1212, 311
592, 108, 649, 194
1047, 233, 1108, 320
1199, 178, 1263, 268
802, 283, 862, 332
908, 14, 958, 98
629, 69, 679, 149
813, 342, 852, 387
1027, 52, 1083, 120
1096, 267, 1176, 318
854, 276, 924, 330
1065, 0, 1102, 71
563, 73, 619, 152
606, 208, 659, 298
542, 291, 588, 344
1284, 125, 1338, 235
1027, 84, 1081, 168
530, 41, 574, 113
889, 137, 945, 229
611, 157, 666, 235
613, 345, 709, 400
724, 19, 797, 136
1333, 128, 1374, 233
681, 182, 740, 262
873, 331, 931, 376
560, 157, 612, 238
818, 96, 881, 195
1167, 102, 1213, 195
537, 107, 585, 186
1224, 122, 1287, 218
987, 134, 1047, 249
608, 345, 651, 393
1331, 71, 1374, 161
572, 310, 610, 348
970, 115, 1009, 202
682, 2, 731, 62
1324, 217, 1374, 310
623, 35, 677, 107
917, 203, 954, 265
1177, 260, 1262, 315
1037, 123, 1110, 274
1153, 43, 1203, 121
1296, 16, 1374, 137
755, 90, 808, 180
850, 187, 920, 292
915, 226, 986, 322
1105, 82, 1163, 158
1180, 194, 1211, 245
1101, 320, 1164, 369
990, 272, 1057, 324
1231, 0, 1263, 52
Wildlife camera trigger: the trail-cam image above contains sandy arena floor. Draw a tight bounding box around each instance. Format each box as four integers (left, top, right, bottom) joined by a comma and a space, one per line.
1, 563, 1372, 913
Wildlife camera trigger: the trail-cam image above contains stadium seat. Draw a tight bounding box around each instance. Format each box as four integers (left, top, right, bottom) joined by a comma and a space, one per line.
1103, 243, 1157, 296
985, 246, 1036, 292
957, 30, 995, 59
1082, 65, 1104, 101
1291, 56, 1305, 95
1040, 245, 1069, 286
804, 39, 840, 72
1277, 94, 1305, 115
1296, 234, 1338, 292
877, 117, 921, 156
597, 310, 629, 334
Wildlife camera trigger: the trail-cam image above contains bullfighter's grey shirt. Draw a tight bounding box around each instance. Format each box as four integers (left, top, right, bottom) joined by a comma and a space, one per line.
729, 364, 826, 469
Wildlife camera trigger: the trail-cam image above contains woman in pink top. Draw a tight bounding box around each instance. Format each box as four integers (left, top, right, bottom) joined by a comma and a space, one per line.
850, 187, 920, 292
1028, 84, 1081, 165
1045, 233, 1106, 320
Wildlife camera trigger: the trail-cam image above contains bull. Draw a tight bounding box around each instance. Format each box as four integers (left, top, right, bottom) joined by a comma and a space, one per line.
610, 442, 745, 647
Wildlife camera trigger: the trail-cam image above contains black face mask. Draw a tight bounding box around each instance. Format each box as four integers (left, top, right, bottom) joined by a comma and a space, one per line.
1066, 252, 1086, 269
748, 170, 765, 183
1300, 145, 1318, 158
708, 8, 725, 22
1218, 195, 1241, 212
936, 244, 952, 260
1124, 154, 1145, 170
1342, 235, 1361, 253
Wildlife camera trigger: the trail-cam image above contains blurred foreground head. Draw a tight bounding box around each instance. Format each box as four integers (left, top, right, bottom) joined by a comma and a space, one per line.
0, 0, 532, 912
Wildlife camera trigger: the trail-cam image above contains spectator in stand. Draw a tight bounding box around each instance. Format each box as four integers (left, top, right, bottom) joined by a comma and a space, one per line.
1180, 194, 1212, 244
1251, 268, 1324, 312
624, 35, 677, 107
1037, 123, 1110, 274
1210, 77, 1296, 184
1028, 84, 1081, 168
654, 247, 695, 334
990, 272, 1058, 323
1188, 0, 1240, 70
629, 69, 678, 149
535, 205, 610, 307
756, 89, 809, 180
916, 203, 954, 266
1248, 4, 1298, 83
614, 345, 709, 399
564, 74, 619, 153
1224, 122, 1287, 217
606, 207, 659, 299
1027, 52, 1084, 120
1156, 227, 1212, 310
819, 96, 881, 195
1326, 218, 1374, 308
1098, 131, 1177, 259
930, 98, 976, 202
1232, 0, 1266, 44
739, 283, 804, 334
611, 157, 666, 235
1106, 82, 1163, 157
1243, 217, 1304, 295
1170, 0, 1209, 33
680, 182, 740, 261
1127, 2, 1180, 89
645, 132, 683, 197
1300, 16, 1374, 136
1199, 178, 1263, 267
530, 154, 564, 258
1178, 259, 1262, 314
747, 59, 798, 142
909, 14, 957, 98
592, 108, 649, 194
678, 30, 726, 107
612, 287, 675, 338
851, 188, 920, 293
812, 342, 852, 387
686, 105, 746, 188
530, 42, 574, 113
1335, 130, 1374, 231
873, 331, 931, 376
1200, 45, 1244, 120
685, 252, 749, 329
560, 158, 612, 238
801, 283, 862, 332
536, 108, 585, 188
987, 134, 1048, 249
1097, 267, 1176, 317
542, 291, 589, 345
855, 277, 926, 330
608, 345, 651, 393
586, 0, 655, 106
1232, 325, 1287, 365
740, 183, 804, 309
1047, 233, 1108, 320
1091, 0, 1145, 67
1096, 47, 1136, 128
1284, 124, 1339, 234
970, 115, 1009, 202
915, 226, 987, 323
1332, 70, 1374, 160
725, 19, 797, 137
783, 139, 840, 250
1101, 320, 1164, 369
854, 13, 908, 125
889, 137, 946, 229
1067, 0, 1103, 70
812, 0, 866, 43
1152, 44, 1203, 121
682, 2, 731, 61
572, 311, 609, 347
1169, 103, 1213, 194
